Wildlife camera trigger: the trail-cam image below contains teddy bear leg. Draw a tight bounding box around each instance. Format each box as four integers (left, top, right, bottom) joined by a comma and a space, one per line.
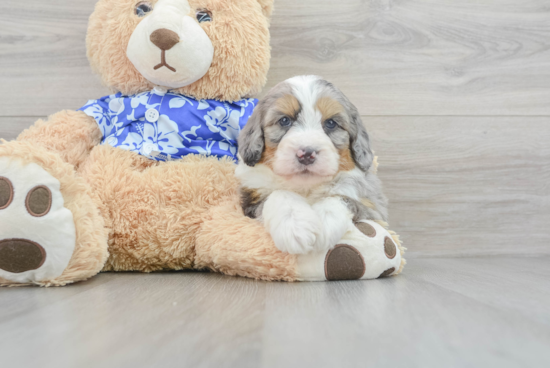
0, 141, 109, 286
195, 198, 299, 282
297, 220, 405, 282
78, 149, 246, 273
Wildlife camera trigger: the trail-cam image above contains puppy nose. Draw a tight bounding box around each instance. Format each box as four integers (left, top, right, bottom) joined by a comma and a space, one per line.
297, 149, 317, 166
150, 28, 180, 51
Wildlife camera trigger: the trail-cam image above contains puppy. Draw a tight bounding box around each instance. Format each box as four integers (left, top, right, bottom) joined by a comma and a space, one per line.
236, 75, 388, 255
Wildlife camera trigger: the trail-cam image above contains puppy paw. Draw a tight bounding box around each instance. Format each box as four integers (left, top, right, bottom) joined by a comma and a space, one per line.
311, 197, 352, 252
263, 191, 322, 254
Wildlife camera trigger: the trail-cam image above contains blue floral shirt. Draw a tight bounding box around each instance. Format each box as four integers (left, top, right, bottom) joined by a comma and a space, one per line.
79, 88, 257, 162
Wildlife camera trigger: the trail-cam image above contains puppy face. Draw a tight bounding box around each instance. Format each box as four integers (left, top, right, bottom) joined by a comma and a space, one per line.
239, 76, 373, 187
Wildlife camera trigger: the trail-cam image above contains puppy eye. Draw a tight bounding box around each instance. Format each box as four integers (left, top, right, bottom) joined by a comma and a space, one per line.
279, 117, 292, 127
197, 10, 212, 23
135, 2, 153, 17
325, 119, 338, 130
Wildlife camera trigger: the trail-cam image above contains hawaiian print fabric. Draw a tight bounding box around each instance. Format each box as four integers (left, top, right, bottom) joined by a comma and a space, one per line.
79, 88, 257, 162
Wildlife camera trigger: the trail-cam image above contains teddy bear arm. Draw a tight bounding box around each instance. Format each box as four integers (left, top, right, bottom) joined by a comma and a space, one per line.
17, 110, 102, 169
195, 198, 299, 282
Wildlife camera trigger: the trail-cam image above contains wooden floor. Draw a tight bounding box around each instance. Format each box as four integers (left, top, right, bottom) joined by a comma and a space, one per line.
1, 1, 550, 367
0, 257, 549, 368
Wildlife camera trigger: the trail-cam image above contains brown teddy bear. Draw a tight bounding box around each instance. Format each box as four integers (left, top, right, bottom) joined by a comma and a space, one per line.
0, 0, 404, 286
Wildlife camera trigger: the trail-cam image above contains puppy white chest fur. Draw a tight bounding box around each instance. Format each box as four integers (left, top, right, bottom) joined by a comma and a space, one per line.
236, 162, 365, 254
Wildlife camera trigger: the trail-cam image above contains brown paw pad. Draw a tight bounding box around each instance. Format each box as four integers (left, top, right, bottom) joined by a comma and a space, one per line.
325, 244, 365, 281
384, 237, 397, 259
355, 222, 376, 237
0, 239, 46, 273
0, 177, 14, 210
378, 267, 395, 278
26, 185, 52, 217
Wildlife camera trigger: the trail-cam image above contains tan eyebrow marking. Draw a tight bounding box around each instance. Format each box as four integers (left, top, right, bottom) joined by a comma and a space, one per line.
316, 96, 344, 122
275, 94, 301, 120
338, 147, 356, 172
258, 144, 277, 169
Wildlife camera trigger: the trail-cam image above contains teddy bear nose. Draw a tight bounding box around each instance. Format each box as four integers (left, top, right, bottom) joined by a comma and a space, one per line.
150, 28, 180, 51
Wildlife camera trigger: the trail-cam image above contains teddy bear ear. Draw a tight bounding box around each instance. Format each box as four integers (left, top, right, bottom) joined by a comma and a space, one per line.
257, 0, 274, 18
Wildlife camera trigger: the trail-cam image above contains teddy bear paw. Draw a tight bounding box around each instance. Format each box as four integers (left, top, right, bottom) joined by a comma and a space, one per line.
295, 220, 401, 281
0, 157, 76, 284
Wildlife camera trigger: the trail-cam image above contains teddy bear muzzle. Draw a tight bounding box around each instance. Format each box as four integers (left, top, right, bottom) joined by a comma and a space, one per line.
126, 0, 214, 89
150, 28, 180, 72
150, 29, 180, 51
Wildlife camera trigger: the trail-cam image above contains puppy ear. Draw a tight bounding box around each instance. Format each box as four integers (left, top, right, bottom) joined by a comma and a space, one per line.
238, 106, 265, 167
257, 0, 274, 18
349, 107, 374, 172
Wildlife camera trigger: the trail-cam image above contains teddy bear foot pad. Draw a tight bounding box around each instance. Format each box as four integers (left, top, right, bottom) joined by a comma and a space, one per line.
296, 220, 401, 282
0, 157, 76, 284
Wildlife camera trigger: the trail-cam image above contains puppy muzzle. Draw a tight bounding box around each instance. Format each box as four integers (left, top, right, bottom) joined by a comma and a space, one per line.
273, 132, 340, 181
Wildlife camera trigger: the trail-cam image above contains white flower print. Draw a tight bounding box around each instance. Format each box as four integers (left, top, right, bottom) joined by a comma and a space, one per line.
108, 97, 125, 115
130, 92, 150, 109
204, 106, 242, 141
190, 141, 215, 156
181, 125, 201, 142
157, 117, 185, 155
83, 104, 111, 136
126, 110, 136, 122
236, 98, 257, 117
169, 95, 194, 109
138, 115, 185, 155
219, 141, 229, 151
217, 141, 237, 155
119, 132, 144, 152
81, 91, 255, 162
198, 100, 210, 110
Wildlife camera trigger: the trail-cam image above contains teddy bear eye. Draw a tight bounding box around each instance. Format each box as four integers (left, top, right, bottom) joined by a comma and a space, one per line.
196, 10, 212, 23
135, 2, 153, 17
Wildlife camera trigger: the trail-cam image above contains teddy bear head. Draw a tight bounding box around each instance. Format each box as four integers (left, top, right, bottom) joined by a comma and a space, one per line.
87, 0, 274, 102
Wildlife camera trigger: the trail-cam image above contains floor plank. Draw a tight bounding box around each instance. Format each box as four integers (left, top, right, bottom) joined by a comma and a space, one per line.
1, 116, 549, 257
266, 0, 550, 115
1, 0, 550, 116
0, 0, 109, 117
0, 258, 549, 368
368, 116, 550, 256
0, 117, 39, 140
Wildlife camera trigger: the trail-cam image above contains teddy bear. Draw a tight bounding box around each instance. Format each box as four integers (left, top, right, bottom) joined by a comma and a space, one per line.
0, 0, 405, 287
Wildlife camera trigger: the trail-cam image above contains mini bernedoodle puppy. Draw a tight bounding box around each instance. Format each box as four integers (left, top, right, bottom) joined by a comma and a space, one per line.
236, 75, 403, 281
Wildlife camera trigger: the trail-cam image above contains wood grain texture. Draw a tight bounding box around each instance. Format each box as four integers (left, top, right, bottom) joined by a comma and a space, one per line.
0, 117, 40, 140
0, 0, 109, 116
0, 258, 549, 368
2, 116, 548, 256
1, 1, 550, 116
266, 0, 550, 115
367, 116, 550, 256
